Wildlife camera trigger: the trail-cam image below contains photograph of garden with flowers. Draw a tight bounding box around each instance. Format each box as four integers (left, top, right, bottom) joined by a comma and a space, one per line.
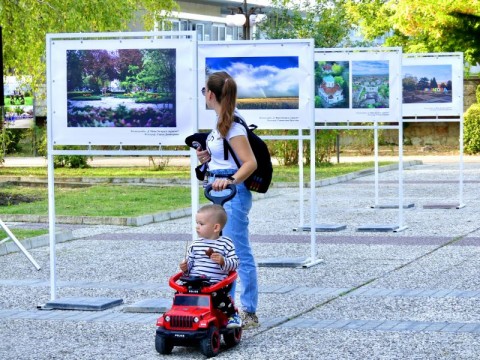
66, 48, 176, 128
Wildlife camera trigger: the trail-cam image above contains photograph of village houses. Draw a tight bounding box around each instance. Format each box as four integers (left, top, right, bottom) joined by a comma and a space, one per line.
314, 61, 350, 109
402, 64, 453, 104
352, 60, 390, 109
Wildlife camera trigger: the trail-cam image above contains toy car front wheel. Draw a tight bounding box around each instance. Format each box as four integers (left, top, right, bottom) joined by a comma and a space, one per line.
200, 325, 220, 358
155, 334, 174, 355
223, 327, 242, 347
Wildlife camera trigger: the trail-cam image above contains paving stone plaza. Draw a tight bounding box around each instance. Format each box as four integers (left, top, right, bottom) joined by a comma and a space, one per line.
1, 157, 480, 359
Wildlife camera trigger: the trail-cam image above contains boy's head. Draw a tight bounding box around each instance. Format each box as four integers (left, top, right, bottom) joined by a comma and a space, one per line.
195, 204, 227, 239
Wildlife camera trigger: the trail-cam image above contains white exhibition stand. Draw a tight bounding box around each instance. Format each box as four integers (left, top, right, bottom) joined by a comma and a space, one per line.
403, 52, 465, 209
44, 30, 197, 309
196, 39, 323, 269
313, 122, 407, 233
295, 47, 408, 233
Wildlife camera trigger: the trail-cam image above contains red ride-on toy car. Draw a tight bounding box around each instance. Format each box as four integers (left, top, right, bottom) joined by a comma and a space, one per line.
155, 271, 242, 357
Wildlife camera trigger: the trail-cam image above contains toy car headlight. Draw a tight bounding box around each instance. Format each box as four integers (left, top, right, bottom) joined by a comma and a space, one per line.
193, 317, 200, 323
164, 315, 170, 322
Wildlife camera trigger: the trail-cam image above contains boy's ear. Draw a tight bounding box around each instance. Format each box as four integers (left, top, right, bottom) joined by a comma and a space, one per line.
213, 223, 221, 233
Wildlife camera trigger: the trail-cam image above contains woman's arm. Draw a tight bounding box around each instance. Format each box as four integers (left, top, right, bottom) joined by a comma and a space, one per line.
212, 134, 257, 191
229, 135, 257, 183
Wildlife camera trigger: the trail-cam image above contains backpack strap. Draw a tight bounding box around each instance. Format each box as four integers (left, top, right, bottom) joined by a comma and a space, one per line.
223, 116, 248, 167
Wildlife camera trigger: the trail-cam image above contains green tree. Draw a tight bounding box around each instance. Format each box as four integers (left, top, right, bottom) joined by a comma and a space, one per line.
331, 63, 343, 76
402, 76, 417, 92
345, 0, 480, 65
1, 0, 178, 91
0, 0, 177, 164
417, 77, 430, 90
258, 0, 352, 165
259, 0, 353, 48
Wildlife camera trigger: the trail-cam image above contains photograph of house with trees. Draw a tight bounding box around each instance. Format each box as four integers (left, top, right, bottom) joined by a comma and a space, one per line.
205, 56, 300, 109
402, 64, 452, 104
66, 48, 176, 128
314, 61, 349, 109
352, 61, 390, 109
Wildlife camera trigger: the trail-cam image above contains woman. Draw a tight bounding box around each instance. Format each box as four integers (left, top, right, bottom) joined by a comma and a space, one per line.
196, 71, 259, 329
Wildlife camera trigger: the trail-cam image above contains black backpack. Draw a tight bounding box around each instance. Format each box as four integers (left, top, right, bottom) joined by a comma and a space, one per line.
223, 116, 273, 193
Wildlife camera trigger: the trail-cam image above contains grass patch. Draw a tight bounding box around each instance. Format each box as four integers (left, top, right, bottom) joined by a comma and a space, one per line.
0, 161, 394, 217
1, 228, 48, 241
0, 161, 394, 183
0, 184, 197, 217
0, 166, 191, 179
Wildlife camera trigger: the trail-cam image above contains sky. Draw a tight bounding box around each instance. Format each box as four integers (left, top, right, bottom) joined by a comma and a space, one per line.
402, 65, 452, 83
206, 56, 300, 98
352, 61, 389, 76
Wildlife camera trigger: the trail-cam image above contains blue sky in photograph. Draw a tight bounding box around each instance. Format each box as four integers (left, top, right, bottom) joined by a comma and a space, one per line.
206, 56, 300, 98
402, 65, 452, 83
352, 61, 389, 76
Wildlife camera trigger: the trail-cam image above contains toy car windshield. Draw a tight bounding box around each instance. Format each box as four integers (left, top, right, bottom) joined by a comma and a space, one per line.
173, 295, 210, 307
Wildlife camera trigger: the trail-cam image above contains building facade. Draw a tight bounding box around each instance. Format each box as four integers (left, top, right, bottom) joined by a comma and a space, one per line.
164, 0, 270, 41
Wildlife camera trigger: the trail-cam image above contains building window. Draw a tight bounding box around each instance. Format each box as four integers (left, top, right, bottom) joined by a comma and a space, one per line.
195, 24, 205, 41
211, 25, 226, 41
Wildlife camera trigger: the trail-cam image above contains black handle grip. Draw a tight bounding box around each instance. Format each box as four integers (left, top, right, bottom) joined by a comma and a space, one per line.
203, 184, 237, 206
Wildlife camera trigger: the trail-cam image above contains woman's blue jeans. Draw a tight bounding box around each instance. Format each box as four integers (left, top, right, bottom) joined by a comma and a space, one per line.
208, 170, 258, 313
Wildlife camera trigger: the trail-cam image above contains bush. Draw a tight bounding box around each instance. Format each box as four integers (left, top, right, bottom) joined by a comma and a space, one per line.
3, 128, 26, 154
464, 103, 480, 154
266, 129, 336, 166
54, 153, 90, 168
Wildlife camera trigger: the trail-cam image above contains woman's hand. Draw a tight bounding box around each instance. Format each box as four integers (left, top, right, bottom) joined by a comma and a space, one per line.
211, 177, 234, 191
196, 148, 210, 164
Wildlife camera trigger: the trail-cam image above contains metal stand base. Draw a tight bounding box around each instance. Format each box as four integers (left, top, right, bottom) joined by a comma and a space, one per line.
423, 203, 460, 209
39, 297, 123, 311
356, 224, 400, 232
371, 203, 415, 209
124, 298, 171, 313
293, 224, 347, 232
258, 257, 324, 268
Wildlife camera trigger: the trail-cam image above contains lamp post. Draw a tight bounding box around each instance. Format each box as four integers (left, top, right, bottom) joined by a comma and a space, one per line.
225, 0, 266, 40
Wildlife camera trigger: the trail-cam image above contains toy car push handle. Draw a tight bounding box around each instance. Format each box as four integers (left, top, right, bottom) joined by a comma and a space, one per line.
204, 184, 237, 206
169, 272, 189, 293
201, 271, 237, 293
169, 271, 237, 293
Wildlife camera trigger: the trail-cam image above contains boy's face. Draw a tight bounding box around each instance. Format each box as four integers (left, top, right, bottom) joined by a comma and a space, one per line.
196, 211, 221, 239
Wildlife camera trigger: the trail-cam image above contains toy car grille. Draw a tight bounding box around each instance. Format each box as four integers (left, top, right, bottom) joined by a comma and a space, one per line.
170, 315, 194, 328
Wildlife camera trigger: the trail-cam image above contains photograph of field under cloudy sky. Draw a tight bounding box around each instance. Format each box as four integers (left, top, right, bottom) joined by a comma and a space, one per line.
205, 56, 300, 109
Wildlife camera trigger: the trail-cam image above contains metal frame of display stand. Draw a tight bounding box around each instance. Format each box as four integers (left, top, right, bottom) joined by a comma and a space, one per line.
404, 115, 465, 209
256, 130, 324, 269
313, 122, 408, 233
402, 52, 465, 210
44, 30, 196, 311
0, 218, 41, 270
